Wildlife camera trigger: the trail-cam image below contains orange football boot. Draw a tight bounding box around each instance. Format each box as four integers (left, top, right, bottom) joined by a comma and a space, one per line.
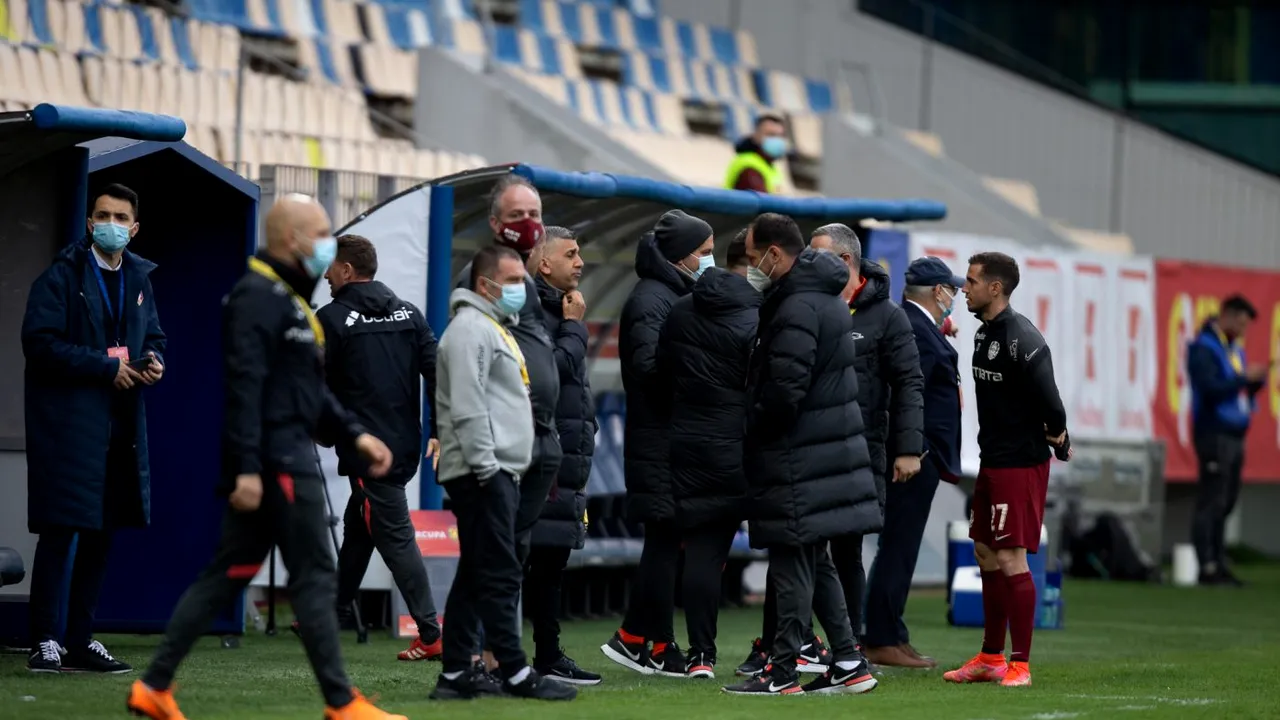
397, 635, 442, 662
943, 652, 1008, 683
324, 690, 408, 720
1000, 661, 1032, 687
126, 680, 186, 720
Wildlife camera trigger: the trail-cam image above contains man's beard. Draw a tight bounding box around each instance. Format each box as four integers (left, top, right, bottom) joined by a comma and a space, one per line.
969, 300, 988, 320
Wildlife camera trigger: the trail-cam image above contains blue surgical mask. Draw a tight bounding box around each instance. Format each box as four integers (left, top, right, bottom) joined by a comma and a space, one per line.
690, 253, 715, 280
92, 222, 131, 252
493, 280, 527, 315
302, 236, 337, 278
761, 136, 788, 158
937, 287, 955, 324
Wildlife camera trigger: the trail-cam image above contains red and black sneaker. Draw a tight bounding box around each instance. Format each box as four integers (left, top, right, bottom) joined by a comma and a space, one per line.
722, 663, 803, 696
797, 635, 831, 674
734, 637, 770, 677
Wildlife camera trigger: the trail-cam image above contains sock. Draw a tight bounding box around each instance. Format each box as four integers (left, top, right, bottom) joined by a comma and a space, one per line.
507, 666, 532, 685
980, 570, 1007, 655
651, 641, 668, 657
1005, 571, 1036, 663
618, 628, 644, 645
442, 671, 463, 681
835, 659, 861, 671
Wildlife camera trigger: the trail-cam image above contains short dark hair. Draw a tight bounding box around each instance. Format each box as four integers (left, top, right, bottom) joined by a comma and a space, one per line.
1222, 294, 1257, 320
727, 227, 749, 269
968, 251, 1021, 296
336, 234, 378, 278
91, 183, 139, 219
756, 114, 785, 129
487, 173, 539, 219
750, 213, 805, 257
470, 245, 522, 289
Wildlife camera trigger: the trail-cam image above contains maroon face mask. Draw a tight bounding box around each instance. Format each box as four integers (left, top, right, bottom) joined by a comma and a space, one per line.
498, 218, 544, 253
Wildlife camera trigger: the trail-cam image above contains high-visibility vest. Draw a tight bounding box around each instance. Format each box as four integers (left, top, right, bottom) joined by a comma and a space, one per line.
724, 151, 781, 193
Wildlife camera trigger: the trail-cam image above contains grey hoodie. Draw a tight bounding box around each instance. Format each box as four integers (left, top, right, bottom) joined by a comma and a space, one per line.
436, 288, 535, 483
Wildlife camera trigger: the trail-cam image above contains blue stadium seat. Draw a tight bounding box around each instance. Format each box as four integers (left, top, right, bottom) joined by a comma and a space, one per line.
491, 24, 521, 65
312, 38, 341, 84
308, 0, 328, 36
674, 20, 698, 60
383, 6, 434, 50
170, 17, 199, 70
708, 26, 737, 65
556, 1, 583, 44
27, 0, 54, 47
619, 86, 659, 132
592, 4, 617, 48
130, 5, 161, 63
533, 33, 561, 74
81, 3, 107, 55
629, 13, 660, 52
805, 78, 833, 113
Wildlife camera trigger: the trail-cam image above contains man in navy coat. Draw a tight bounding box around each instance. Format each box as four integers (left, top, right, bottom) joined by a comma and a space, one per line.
22, 184, 166, 674
864, 257, 962, 668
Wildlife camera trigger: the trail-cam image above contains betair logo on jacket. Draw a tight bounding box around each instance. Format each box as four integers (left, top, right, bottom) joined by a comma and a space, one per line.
345, 308, 415, 327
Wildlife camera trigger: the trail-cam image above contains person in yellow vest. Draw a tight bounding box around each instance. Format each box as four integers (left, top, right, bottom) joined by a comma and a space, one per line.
725, 114, 788, 193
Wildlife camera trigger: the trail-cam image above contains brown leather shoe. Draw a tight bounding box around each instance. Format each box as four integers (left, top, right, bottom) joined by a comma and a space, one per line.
900, 643, 937, 668
863, 644, 934, 669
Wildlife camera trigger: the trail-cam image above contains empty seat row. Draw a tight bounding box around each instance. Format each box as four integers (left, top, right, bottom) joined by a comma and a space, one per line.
622, 51, 756, 104
228, 132, 487, 185
506, 65, 686, 136
519, 0, 759, 66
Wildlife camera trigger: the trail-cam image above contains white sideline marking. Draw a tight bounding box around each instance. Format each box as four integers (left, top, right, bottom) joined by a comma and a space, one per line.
1066, 694, 1220, 706
1030, 713, 1083, 719
1116, 706, 1155, 712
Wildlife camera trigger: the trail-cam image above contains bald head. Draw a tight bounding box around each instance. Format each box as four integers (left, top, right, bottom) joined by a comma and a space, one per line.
264, 194, 334, 275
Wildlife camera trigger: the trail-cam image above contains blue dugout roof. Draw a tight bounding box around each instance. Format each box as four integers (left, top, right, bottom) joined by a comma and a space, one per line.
0, 104, 186, 177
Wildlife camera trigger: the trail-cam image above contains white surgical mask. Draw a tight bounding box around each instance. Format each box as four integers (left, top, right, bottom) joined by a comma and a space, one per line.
747, 251, 776, 293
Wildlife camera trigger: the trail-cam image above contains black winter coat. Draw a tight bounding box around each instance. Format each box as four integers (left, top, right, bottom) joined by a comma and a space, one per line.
317, 280, 437, 482
531, 277, 595, 549
22, 238, 166, 532
848, 259, 924, 496
619, 232, 693, 524
744, 249, 881, 548
660, 268, 759, 529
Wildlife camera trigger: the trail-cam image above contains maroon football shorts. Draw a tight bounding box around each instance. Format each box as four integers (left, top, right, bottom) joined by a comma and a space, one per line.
969, 461, 1050, 552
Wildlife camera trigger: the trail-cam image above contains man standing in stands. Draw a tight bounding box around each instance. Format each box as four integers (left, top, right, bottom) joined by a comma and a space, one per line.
526, 227, 602, 685
945, 251, 1070, 689
1187, 294, 1267, 586
456, 175, 561, 678
724, 213, 878, 697
128, 194, 405, 720
810, 224, 923, 659
318, 234, 442, 662
864, 257, 964, 668
660, 229, 759, 679
600, 210, 714, 677
24, 183, 165, 674
725, 115, 788, 194
429, 246, 576, 702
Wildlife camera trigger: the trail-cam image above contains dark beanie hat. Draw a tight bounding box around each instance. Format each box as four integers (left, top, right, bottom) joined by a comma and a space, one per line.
654, 210, 713, 262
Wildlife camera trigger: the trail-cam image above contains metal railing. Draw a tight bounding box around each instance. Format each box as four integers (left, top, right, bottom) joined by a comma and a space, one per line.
258, 165, 429, 233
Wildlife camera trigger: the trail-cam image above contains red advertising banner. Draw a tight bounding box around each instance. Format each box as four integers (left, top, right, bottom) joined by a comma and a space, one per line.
410, 510, 460, 557
1154, 260, 1280, 482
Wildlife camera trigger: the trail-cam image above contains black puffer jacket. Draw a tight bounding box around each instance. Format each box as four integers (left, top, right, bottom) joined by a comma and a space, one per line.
660, 268, 760, 529
619, 232, 693, 524
848, 259, 924, 494
531, 277, 594, 549
744, 249, 881, 548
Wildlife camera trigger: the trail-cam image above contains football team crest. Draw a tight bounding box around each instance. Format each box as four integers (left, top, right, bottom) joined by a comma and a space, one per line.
137, 291, 144, 306
987, 341, 1000, 360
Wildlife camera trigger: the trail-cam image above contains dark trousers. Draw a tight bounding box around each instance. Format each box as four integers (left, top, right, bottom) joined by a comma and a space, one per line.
27, 528, 113, 649
524, 544, 571, 663
442, 473, 527, 677
143, 471, 353, 708
621, 520, 680, 644
768, 542, 858, 672
682, 520, 739, 658
828, 532, 866, 642
475, 432, 562, 653
865, 461, 941, 647
336, 475, 438, 640
1192, 432, 1245, 573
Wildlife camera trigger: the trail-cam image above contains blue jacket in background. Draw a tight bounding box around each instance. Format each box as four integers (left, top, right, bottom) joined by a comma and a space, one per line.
904, 302, 961, 481
22, 238, 166, 532
1187, 318, 1259, 437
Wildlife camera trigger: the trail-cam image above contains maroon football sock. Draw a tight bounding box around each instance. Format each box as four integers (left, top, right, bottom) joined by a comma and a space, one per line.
1005, 571, 1036, 663
980, 570, 1007, 655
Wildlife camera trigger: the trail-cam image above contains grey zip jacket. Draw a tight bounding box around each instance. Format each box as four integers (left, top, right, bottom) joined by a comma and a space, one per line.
436, 288, 535, 483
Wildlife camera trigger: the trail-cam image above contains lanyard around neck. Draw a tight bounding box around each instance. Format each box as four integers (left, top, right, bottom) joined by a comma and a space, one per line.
248, 257, 325, 350
89, 254, 125, 344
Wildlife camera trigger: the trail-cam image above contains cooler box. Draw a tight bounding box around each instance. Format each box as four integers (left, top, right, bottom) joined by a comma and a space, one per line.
947, 521, 1061, 629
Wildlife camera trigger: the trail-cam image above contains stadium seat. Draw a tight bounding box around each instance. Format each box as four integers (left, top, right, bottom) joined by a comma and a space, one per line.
15, 46, 45, 103
63, 0, 90, 54
170, 16, 198, 70
790, 112, 822, 159
5, 0, 33, 45
58, 49, 89, 106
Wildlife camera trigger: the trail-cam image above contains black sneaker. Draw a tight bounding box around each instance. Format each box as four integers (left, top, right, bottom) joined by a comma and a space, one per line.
505, 669, 578, 700
686, 650, 716, 679
735, 637, 770, 677
28, 639, 61, 673
797, 635, 831, 674
472, 661, 505, 695
647, 641, 687, 678
536, 653, 603, 686
600, 631, 651, 674
430, 668, 481, 700
800, 657, 878, 695
722, 663, 803, 696
62, 640, 132, 674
